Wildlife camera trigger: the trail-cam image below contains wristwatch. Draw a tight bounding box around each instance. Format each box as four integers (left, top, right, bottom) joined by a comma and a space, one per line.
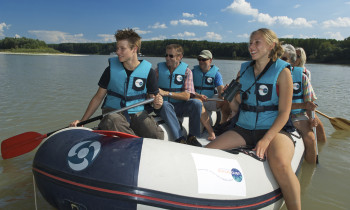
168, 92, 172, 96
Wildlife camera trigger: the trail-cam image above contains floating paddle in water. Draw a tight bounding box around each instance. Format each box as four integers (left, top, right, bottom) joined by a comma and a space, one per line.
1, 98, 154, 159
315, 110, 350, 130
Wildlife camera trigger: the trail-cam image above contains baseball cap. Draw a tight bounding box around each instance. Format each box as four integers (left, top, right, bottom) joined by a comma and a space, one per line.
198, 50, 212, 59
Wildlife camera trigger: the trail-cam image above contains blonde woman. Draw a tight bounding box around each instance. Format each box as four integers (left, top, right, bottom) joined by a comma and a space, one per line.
206, 28, 301, 210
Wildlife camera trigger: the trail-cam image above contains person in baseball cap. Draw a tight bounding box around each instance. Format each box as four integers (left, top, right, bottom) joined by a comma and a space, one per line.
192, 50, 231, 140
198, 50, 213, 59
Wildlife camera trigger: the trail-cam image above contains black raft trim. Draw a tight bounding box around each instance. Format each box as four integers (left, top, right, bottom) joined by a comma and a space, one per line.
33, 166, 283, 210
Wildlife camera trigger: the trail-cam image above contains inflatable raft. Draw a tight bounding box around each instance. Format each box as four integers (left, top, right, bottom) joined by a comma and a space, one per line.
33, 124, 304, 210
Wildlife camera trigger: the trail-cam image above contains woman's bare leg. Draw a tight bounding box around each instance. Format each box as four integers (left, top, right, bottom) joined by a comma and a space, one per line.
293, 120, 317, 164
206, 130, 245, 149
268, 133, 301, 210
200, 105, 216, 141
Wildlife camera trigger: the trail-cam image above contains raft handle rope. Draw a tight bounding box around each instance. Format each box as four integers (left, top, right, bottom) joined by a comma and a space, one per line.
225, 146, 265, 162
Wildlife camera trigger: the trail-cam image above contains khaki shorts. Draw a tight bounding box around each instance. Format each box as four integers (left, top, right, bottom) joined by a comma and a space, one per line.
98, 108, 164, 140
291, 112, 309, 123
203, 94, 220, 112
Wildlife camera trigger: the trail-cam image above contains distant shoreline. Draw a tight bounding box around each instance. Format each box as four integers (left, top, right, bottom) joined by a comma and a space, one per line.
0, 52, 87, 56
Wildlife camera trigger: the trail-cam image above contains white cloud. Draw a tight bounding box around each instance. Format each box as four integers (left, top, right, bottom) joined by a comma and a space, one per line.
14, 34, 21, 38
205, 32, 222, 40
149, 22, 167, 29
171, 19, 208, 26
281, 34, 294, 39
322, 17, 350, 28
172, 31, 196, 38
170, 20, 178, 26
0, 22, 10, 36
298, 34, 317, 39
133, 27, 151, 35
97, 34, 115, 42
256, 13, 276, 25
223, 0, 315, 28
148, 35, 167, 40
178, 19, 208, 26
325, 31, 344, 40
346, 2, 350, 4
183, 12, 195, 18
294, 4, 301, 9
28, 30, 88, 43
223, 0, 258, 16
237, 33, 250, 39
292, 18, 316, 27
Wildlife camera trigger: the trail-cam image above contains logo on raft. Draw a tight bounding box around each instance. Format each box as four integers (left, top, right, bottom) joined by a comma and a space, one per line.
231, 168, 243, 182
67, 140, 101, 171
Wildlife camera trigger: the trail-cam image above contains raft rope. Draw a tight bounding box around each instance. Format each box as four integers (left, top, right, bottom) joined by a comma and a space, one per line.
33, 175, 38, 210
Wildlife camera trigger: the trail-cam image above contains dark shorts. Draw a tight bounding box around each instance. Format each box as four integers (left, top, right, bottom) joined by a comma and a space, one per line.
231, 125, 294, 147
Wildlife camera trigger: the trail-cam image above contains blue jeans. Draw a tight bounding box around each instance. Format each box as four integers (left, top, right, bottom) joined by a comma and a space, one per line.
159, 99, 202, 139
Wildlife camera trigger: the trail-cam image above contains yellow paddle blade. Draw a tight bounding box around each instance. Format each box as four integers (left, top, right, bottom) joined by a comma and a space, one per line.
329, 117, 350, 130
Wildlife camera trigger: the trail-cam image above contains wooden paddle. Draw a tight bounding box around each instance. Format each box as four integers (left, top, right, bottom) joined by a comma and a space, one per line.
315, 110, 350, 130
1, 98, 153, 159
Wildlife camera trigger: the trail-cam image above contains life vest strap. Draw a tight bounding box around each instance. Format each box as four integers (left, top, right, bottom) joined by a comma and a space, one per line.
241, 103, 279, 112
107, 90, 147, 101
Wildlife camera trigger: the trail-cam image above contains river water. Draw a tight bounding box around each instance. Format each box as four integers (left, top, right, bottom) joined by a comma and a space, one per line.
0, 54, 349, 209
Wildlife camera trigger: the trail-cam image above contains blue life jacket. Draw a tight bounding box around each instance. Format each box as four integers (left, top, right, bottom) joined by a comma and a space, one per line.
158, 62, 188, 103
291, 66, 305, 114
103, 57, 151, 114
192, 65, 219, 98
237, 59, 290, 130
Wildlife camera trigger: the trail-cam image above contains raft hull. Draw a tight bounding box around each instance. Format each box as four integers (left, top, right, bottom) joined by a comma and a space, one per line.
33, 127, 304, 209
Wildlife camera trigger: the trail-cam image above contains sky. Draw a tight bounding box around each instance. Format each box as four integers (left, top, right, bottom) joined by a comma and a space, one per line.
1, 0, 350, 44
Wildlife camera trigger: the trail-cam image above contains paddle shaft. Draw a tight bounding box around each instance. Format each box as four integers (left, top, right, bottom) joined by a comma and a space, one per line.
1, 98, 154, 159
315, 110, 331, 119
312, 111, 319, 164
46, 98, 155, 137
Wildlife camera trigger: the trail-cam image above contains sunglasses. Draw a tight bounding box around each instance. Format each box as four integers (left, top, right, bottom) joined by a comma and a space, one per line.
297, 55, 301, 58
197, 58, 209, 62
165, 54, 176, 58
281, 57, 288, 61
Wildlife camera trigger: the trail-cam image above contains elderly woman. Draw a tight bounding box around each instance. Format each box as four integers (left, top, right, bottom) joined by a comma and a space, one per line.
282, 44, 319, 164
294, 47, 327, 143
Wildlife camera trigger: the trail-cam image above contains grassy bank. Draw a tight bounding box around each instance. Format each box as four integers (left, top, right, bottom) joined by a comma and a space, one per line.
0, 48, 66, 54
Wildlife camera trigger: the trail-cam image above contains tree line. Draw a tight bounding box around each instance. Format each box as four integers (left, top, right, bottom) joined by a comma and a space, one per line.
0, 37, 47, 49
1, 36, 350, 64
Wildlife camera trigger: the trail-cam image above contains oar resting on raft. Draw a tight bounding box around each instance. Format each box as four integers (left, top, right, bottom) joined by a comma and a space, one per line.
1, 98, 154, 159
315, 110, 350, 131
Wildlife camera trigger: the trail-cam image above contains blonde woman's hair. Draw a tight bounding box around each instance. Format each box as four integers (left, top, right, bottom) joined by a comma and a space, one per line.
296, 47, 307, 67
250, 28, 284, 62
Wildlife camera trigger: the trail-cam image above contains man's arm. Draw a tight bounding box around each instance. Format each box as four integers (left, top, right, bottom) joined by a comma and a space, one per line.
158, 68, 193, 101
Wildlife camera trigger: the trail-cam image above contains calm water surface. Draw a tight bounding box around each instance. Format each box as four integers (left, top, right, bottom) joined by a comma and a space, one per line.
0, 54, 349, 209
